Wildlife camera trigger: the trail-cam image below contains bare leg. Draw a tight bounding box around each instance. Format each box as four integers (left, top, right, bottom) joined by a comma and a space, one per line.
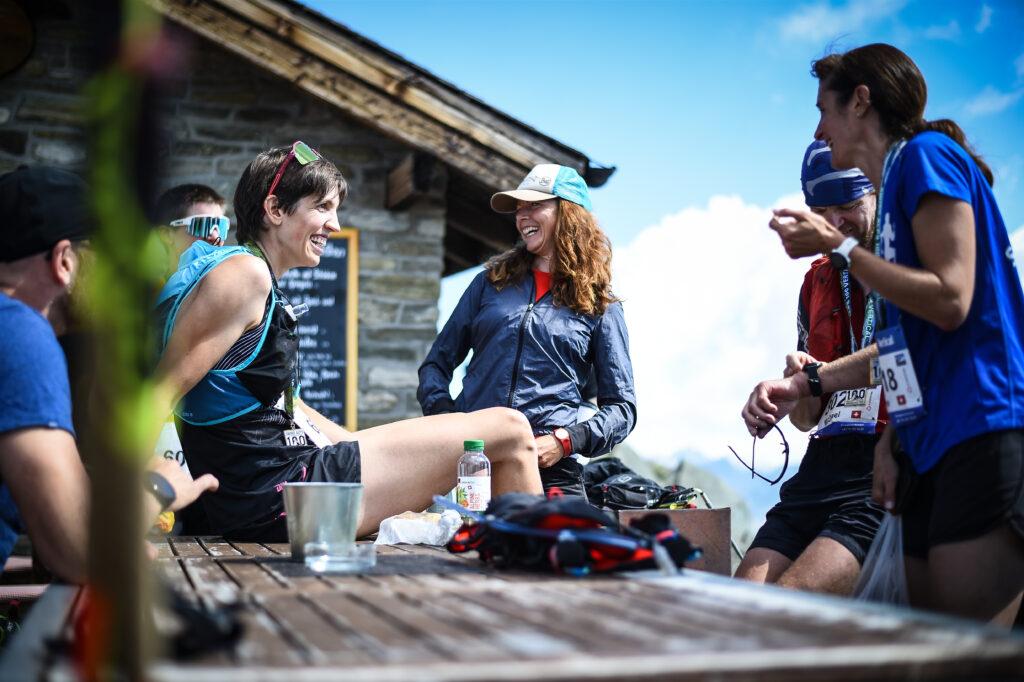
775, 536, 861, 595
925, 524, 1024, 626
734, 547, 792, 584
354, 408, 541, 535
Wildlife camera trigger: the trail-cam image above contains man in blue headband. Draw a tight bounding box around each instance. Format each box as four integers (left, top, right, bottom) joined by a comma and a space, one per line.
734, 141, 887, 595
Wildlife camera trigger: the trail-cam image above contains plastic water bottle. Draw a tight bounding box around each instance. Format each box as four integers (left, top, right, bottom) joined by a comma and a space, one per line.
456, 439, 491, 513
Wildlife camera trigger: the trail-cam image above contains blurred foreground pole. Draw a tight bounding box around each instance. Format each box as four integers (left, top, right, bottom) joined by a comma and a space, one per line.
80, 0, 170, 678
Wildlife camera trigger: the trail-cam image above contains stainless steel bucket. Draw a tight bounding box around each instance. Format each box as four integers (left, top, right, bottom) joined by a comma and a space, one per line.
282, 482, 363, 561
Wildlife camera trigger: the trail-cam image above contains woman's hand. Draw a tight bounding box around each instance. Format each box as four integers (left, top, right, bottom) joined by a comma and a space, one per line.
872, 424, 899, 513
769, 208, 845, 258
535, 435, 565, 468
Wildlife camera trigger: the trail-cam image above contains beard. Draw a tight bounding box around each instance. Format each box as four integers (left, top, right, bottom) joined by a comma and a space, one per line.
48, 274, 91, 337
47, 287, 75, 336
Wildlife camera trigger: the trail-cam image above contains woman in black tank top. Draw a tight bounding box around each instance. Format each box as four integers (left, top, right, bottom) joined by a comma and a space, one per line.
156, 145, 543, 541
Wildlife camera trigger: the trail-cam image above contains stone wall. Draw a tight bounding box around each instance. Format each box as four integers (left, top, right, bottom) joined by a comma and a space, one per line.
0, 16, 445, 428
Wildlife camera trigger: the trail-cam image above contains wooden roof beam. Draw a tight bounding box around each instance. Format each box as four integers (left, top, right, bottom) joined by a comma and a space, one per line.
153, 0, 530, 188
446, 217, 513, 256
223, 0, 590, 173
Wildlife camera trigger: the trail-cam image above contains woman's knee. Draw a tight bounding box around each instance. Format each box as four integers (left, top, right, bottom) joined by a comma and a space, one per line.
481, 407, 535, 457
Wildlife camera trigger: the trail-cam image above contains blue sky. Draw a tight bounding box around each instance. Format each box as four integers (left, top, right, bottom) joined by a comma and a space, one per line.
308, 0, 1024, 481
310, 0, 1024, 245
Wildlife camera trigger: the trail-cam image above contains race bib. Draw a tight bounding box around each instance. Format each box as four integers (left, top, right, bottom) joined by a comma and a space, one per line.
154, 421, 190, 477
814, 386, 883, 436
273, 395, 333, 449
283, 428, 308, 447
876, 326, 926, 425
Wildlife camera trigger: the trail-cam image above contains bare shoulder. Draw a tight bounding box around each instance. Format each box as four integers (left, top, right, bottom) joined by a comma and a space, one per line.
204, 253, 272, 299
185, 254, 270, 322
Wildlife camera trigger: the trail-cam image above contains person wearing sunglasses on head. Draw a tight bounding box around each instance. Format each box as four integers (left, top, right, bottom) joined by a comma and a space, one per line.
417, 164, 637, 498
154, 142, 543, 542
743, 44, 1024, 625
153, 183, 229, 277
734, 142, 886, 596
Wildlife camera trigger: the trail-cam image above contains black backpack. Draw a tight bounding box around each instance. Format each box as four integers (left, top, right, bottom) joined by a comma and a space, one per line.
583, 458, 696, 510
444, 493, 700, 575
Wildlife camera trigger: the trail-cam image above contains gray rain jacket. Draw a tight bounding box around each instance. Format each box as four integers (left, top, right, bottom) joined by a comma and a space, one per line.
417, 271, 636, 456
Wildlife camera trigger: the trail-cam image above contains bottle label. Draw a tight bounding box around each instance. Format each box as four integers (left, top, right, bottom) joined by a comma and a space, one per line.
456, 476, 491, 512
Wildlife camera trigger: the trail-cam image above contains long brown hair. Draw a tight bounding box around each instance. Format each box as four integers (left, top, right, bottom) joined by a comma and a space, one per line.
486, 200, 617, 316
812, 43, 993, 186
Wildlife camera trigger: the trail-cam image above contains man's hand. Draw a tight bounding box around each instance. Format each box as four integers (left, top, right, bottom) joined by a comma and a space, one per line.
535, 434, 564, 468
151, 457, 219, 512
741, 376, 804, 437
872, 424, 898, 513
783, 351, 818, 378
769, 208, 845, 259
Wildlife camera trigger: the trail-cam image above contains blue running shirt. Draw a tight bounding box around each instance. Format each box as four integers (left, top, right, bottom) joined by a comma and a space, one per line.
877, 132, 1024, 472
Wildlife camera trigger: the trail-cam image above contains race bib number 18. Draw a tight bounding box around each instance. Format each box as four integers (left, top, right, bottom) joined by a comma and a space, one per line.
875, 326, 926, 425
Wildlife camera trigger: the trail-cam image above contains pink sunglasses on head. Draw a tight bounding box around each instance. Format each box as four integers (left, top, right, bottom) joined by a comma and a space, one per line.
266, 141, 321, 200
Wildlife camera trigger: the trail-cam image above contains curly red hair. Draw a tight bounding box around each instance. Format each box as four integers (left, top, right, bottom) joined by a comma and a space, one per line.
486, 200, 617, 316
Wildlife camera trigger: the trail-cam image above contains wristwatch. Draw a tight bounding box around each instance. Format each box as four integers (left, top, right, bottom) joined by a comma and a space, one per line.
145, 471, 177, 512
553, 428, 573, 456
802, 362, 824, 397
829, 236, 859, 270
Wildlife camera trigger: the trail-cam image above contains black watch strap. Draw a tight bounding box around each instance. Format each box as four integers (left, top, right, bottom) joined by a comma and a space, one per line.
145, 471, 176, 511
803, 362, 824, 397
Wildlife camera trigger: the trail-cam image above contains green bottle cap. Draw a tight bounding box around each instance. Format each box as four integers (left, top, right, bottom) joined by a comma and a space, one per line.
463, 439, 485, 451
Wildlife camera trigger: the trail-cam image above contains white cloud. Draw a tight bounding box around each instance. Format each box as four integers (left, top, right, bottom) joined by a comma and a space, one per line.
975, 4, 993, 33
962, 85, 1019, 117
778, 0, 906, 43
1012, 226, 1024, 282
613, 194, 812, 469
924, 20, 961, 41
964, 85, 1024, 117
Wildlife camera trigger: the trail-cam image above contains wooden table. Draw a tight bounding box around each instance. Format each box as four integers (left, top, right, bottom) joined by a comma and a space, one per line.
4, 536, 1023, 681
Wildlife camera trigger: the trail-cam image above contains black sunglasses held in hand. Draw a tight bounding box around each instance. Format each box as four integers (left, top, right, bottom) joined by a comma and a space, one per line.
729, 424, 790, 485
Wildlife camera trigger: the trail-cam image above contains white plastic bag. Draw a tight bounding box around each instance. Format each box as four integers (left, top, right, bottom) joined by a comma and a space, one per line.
374, 510, 463, 546
853, 513, 909, 605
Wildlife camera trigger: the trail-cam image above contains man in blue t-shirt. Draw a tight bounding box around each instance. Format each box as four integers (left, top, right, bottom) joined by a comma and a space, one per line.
0, 166, 219, 582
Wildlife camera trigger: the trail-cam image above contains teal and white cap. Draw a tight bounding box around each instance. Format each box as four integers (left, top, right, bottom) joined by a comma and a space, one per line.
490, 163, 592, 213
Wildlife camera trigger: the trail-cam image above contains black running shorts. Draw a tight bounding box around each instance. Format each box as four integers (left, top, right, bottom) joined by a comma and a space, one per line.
749, 433, 884, 564
902, 428, 1024, 558
179, 409, 361, 542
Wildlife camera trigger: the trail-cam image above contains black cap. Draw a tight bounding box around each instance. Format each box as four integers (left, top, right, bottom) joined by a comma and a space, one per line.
0, 166, 91, 263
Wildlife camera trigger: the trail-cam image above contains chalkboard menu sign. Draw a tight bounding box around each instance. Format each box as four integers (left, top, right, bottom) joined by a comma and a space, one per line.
278, 228, 358, 430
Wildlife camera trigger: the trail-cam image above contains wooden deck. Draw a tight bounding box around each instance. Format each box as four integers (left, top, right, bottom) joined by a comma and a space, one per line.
4, 536, 1023, 681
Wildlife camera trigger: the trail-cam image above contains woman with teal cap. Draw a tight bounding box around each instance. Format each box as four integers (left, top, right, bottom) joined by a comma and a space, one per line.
418, 164, 637, 498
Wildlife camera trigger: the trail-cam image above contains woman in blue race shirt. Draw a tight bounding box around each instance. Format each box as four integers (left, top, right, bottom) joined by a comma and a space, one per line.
742, 44, 1024, 625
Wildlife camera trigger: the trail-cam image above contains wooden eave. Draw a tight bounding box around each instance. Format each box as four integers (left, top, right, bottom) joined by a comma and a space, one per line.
150, 0, 605, 190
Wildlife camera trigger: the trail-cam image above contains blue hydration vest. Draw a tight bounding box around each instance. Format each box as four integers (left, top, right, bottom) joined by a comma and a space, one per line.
156, 243, 279, 426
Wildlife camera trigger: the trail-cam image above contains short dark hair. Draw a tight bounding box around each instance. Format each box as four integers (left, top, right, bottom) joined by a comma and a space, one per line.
233, 146, 347, 245
154, 184, 225, 225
